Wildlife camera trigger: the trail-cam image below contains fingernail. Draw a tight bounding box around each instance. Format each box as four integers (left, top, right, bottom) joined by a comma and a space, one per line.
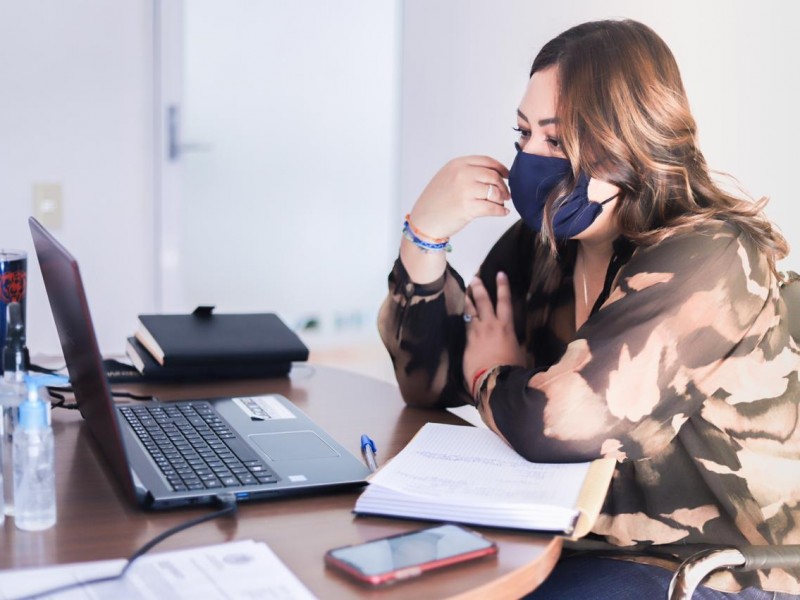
497, 271, 507, 281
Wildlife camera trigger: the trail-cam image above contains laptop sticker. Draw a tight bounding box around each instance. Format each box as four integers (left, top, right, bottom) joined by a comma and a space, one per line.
233, 395, 297, 420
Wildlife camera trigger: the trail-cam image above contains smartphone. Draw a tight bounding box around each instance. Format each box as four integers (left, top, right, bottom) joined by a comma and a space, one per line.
324, 523, 498, 586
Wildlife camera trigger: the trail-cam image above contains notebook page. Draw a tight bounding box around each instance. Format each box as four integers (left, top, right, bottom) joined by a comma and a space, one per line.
370, 423, 590, 509
446, 404, 488, 428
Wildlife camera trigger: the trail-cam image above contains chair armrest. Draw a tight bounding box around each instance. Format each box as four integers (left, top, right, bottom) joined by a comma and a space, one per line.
668, 548, 745, 600
736, 545, 800, 571
668, 545, 800, 600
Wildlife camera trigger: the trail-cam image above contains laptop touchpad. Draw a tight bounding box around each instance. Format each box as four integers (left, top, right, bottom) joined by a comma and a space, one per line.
250, 431, 339, 460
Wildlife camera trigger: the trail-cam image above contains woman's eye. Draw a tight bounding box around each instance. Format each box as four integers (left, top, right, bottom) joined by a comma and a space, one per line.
512, 126, 531, 139
513, 126, 530, 152
546, 136, 562, 150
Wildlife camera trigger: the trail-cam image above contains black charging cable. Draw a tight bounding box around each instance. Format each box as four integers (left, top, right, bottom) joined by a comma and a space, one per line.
27, 362, 66, 375
11, 494, 238, 600
45, 386, 155, 410
29, 359, 159, 409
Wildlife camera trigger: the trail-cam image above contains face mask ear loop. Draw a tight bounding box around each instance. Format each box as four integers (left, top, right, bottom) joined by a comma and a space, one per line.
583, 172, 619, 207
599, 193, 619, 206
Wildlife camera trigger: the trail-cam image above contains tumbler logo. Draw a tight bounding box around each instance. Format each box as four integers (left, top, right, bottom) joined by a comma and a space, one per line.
0, 271, 26, 304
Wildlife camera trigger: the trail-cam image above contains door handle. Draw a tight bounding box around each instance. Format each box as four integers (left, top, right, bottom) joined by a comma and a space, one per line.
167, 105, 213, 161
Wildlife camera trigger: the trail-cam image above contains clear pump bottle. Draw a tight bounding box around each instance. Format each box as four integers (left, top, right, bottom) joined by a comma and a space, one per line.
1, 301, 28, 521
13, 379, 56, 531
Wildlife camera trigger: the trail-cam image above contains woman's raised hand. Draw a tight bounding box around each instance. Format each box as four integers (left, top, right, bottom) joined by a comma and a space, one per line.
408, 156, 510, 240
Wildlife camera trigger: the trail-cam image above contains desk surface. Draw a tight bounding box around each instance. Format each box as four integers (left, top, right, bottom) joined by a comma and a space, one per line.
0, 365, 560, 599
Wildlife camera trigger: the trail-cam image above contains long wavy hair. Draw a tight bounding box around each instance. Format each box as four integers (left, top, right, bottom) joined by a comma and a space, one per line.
533, 19, 788, 274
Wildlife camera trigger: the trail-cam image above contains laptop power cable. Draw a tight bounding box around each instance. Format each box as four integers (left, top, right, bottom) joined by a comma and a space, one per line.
45, 385, 155, 411
10, 494, 238, 600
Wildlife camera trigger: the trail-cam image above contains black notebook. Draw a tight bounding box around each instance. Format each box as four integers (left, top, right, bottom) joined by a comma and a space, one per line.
135, 307, 309, 367
124, 337, 294, 381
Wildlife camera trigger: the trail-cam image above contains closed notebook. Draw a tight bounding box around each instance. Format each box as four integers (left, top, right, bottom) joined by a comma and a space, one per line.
125, 337, 292, 381
354, 423, 615, 539
135, 307, 309, 367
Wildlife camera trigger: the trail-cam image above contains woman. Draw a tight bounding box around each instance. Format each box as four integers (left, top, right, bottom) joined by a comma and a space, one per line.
378, 19, 800, 598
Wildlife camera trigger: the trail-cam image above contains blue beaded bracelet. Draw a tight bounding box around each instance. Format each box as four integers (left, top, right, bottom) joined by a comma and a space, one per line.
402, 221, 452, 253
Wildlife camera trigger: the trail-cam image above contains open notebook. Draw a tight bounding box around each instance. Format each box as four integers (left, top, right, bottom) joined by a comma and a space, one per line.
354, 423, 615, 539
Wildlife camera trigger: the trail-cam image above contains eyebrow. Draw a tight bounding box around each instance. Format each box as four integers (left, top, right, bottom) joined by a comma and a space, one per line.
517, 109, 558, 127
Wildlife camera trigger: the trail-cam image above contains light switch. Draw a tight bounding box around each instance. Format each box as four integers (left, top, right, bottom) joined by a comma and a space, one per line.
33, 182, 63, 229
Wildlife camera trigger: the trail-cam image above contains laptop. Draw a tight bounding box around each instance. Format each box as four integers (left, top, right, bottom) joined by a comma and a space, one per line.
29, 217, 370, 510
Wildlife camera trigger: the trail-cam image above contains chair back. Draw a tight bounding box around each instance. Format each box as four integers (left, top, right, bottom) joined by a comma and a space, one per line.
781, 271, 800, 343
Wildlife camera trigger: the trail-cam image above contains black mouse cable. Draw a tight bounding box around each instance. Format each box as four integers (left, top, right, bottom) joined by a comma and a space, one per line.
10, 494, 238, 600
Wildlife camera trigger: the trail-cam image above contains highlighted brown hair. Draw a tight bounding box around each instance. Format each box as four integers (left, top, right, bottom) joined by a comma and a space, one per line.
532, 19, 787, 273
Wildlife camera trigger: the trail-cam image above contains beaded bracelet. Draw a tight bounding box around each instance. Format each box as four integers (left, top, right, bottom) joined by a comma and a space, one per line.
405, 213, 449, 244
402, 220, 452, 253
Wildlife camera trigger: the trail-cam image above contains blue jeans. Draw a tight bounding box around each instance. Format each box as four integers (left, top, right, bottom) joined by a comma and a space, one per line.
525, 556, 797, 599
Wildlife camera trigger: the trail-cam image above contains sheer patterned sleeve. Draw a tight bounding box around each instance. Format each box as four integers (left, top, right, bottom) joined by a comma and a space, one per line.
377, 258, 469, 408
378, 221, 534, 408
478, 223, 782, 463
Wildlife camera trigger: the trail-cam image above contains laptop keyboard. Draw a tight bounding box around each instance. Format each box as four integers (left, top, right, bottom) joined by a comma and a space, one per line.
120, 401, 280, 492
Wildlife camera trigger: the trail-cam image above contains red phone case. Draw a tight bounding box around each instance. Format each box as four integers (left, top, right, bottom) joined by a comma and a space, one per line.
324, 526, 499, 586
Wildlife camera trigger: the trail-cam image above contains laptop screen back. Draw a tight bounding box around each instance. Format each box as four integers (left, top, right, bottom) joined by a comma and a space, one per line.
29, 217, 136, 502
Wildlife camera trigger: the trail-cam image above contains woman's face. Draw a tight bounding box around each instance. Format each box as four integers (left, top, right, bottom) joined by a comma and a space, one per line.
515, 66, 564, 158
516, 65, 620, 243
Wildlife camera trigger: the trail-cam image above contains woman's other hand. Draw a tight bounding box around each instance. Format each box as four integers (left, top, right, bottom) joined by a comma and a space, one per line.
463, 271, 525, 396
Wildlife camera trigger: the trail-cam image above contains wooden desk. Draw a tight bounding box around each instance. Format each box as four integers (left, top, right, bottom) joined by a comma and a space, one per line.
0, 365, 560, 599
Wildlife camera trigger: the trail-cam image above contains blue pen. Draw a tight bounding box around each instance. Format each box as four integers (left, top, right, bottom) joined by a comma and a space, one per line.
360, 434, 379, 473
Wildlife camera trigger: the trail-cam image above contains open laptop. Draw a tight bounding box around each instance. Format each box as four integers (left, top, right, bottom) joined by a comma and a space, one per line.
29, 217, 370, 510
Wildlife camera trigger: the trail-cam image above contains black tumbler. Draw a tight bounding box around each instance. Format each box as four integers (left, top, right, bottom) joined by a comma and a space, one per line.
0, 250, 27, 375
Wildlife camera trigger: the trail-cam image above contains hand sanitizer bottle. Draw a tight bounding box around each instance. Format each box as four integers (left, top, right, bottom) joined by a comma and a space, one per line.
1, 302, 28, 520
13, 378, 56, 531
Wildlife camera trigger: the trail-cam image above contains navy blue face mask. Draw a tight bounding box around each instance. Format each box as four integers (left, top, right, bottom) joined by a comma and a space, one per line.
508, 151, 617, 240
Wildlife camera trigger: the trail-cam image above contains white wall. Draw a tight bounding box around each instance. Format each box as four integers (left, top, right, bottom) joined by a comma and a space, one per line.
2, 0, 797, 363
0, 0, 155, 357
400, 0, 800, 281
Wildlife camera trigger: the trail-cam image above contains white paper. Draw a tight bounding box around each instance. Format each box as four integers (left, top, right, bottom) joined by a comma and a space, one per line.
0, 539, 317, 600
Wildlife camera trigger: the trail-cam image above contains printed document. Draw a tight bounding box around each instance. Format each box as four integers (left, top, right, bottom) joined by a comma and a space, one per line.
0, 539, 316, 600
